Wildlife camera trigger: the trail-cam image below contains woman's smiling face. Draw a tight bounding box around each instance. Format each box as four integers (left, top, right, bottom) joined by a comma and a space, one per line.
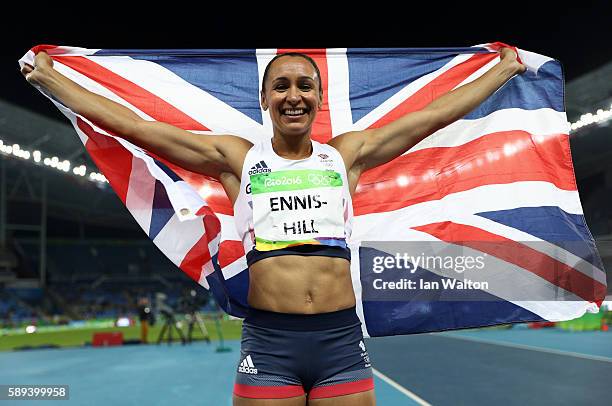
261, 55, 323, 138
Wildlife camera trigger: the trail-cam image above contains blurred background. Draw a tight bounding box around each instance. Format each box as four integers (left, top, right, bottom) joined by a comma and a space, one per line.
0, 5, 610, 405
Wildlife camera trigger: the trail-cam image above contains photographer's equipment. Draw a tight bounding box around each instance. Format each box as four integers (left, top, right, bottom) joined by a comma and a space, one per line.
155, 293, 185, 346
183, 289, 211, 344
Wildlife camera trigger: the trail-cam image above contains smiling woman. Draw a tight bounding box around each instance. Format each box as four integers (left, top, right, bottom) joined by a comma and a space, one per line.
261, 53, 323, 143
21, 47, 524, 406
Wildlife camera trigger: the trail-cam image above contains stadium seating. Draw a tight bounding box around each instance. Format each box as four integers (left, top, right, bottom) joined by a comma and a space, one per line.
2, 240, 212, 327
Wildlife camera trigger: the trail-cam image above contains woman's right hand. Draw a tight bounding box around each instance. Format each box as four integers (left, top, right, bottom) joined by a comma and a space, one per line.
21, 51, 54, 85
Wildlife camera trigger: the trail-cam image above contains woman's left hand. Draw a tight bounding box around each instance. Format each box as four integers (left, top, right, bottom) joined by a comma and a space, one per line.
500, 47, 526, 75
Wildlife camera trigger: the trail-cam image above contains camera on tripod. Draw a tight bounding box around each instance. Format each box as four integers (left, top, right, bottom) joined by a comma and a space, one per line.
180, 289, 211, 344
177, 289, 199, 314
155, 292, 185, 345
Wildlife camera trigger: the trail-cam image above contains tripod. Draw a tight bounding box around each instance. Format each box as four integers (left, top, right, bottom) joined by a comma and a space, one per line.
156, 310, 186, 345
185, 310, 211, 344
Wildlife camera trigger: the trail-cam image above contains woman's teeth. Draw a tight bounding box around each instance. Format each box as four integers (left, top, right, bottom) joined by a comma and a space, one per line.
283, 109, 305, 116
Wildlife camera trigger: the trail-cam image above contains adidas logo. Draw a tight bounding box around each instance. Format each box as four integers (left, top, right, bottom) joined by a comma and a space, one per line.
238, 355, 258, 374
359, 340, 366, 352
248, 160, 271, 175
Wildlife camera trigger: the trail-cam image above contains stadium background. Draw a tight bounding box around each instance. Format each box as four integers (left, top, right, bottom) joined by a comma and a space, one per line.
1, 5, 611, 405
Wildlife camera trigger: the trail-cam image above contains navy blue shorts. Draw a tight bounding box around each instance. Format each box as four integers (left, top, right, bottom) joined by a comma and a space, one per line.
233, 306, 374, 399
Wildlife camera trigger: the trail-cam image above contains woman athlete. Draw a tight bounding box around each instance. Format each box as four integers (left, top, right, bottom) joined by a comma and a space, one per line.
22, 47, 524, 406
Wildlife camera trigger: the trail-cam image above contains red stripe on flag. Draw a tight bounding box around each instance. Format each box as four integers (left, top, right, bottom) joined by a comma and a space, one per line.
488, 42, 523, 65
54, 56, 234, 213
53, 56, 209, 131
368, 53, 499, 129
145, 152, 233, 215
31, 44, 59, 54
179, 227, 212, 283
195, 205, 216, 217
76, 118, 132, 204
413, 221, 607, 304
277, 49, 332, 143
218, 241, 245, 268
353, 131, 575, 216
203, 211, 221, 243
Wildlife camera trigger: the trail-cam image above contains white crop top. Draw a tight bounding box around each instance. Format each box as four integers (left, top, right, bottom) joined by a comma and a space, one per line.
233, 138, 353, 266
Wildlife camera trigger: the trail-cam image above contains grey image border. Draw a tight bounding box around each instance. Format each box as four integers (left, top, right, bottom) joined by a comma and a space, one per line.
0, 385, 70, 400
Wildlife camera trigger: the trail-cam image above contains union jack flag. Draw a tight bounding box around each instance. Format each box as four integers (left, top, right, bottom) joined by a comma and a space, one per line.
19, 44, 607, 337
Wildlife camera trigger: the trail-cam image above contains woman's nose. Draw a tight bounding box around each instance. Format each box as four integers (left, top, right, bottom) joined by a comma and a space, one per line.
286, 86, 300, 103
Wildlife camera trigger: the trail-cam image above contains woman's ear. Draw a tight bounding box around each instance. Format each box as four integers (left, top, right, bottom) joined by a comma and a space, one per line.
260, 90, 268, 111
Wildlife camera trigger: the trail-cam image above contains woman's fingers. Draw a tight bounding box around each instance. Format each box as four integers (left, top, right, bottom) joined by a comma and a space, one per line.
499, 47, 526, 75
21, 63, 38, 84
499, 47, 516, 61
34, 51, 54, 68
21, 51, 54, 85
21, 64, 34, 76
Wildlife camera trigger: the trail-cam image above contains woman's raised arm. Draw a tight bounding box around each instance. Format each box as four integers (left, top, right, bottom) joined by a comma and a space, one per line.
330, 47, 525, 175
22, 51, 252, 179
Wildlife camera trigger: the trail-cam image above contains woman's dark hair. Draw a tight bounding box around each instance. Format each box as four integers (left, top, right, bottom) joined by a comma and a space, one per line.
261, 53, 323, 99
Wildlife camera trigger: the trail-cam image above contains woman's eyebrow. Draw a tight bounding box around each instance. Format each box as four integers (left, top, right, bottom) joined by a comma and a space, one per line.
272, 76, 315, 82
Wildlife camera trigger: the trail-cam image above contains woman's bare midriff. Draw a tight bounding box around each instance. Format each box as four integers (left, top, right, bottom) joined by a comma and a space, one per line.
247, 255, 356, 314
220, 160, 358, 315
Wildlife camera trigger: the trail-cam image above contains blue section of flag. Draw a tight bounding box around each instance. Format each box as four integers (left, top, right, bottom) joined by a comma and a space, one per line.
206, 258, 249, 317
477, 207, 603, 268
222, 267, 251, 311
345, 47, 490, 56
358, 245, 545, 336
362, 300, 543, 337
153, 158, 182, 182
465, 61, 564, 118
347, 49, 455, 123
96, 49, 263, 124
95, 49, 257, 56
149, 180, 174, 240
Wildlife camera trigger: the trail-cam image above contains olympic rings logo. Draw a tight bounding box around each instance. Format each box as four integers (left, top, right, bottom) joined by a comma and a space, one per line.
307, 173, 335, 186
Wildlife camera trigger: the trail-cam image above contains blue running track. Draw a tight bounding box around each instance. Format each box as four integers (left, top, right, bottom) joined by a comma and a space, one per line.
1, 328, 610, 405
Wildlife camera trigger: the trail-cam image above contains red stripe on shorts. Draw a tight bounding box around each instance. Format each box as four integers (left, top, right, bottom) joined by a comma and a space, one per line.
233, 383, 305, 399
